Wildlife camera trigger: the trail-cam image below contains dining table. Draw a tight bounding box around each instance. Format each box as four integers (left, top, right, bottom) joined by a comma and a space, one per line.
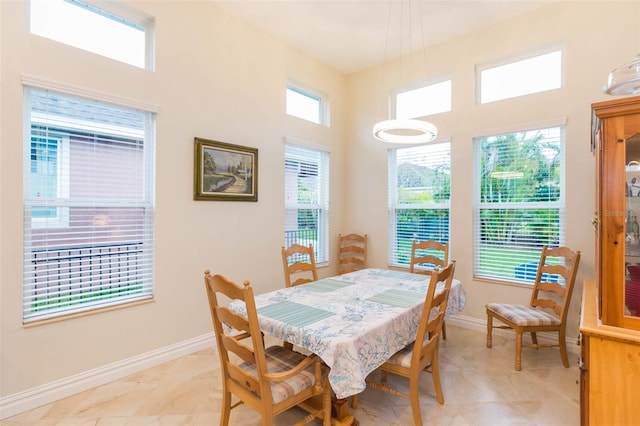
228, 267, 466, 424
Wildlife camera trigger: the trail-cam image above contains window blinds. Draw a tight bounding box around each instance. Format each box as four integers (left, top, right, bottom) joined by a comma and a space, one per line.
284, 143, 330, 263
473, 126, 565, 283
23, 87, 155, 323
388, 142, 451, 266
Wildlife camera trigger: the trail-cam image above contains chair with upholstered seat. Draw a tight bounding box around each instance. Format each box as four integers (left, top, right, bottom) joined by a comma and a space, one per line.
485, 245, 581, 371
204, 270, 331, 426
409, 239, 450, 339
337, 233, 368, 275
365, 261, 456, 426
282, 243, 318, 288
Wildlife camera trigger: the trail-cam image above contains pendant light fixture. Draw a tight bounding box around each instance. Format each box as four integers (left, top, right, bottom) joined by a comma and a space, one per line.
372, 0, 437, 144
373, 118, 437, 144
603, 3, 640, 96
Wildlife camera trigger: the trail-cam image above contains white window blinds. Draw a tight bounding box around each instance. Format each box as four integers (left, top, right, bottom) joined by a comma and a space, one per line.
284, 143, 330, 263
474, 125, 565, 283
23, 87, 156, 323
388, 142, 451, 266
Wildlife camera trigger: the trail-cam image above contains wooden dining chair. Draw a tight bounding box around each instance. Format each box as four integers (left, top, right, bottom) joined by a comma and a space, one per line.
281, 243, 318, 287
486, 245, 581, 371
337, 233, 368, 275
409, 239, 450, 339
410, 239, 449, 274
204, 270, 331, 426
365, 261, 456, 426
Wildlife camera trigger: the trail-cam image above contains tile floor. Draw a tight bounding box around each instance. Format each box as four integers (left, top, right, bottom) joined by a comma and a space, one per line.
2, 326, 581, 425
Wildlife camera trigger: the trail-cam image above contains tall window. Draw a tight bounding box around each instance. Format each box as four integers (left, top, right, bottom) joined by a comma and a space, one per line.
392, 78, 452, 119
286, 80, 329, 126
284, 143, 330, 263
388, 142, 451, 266
474, 124, 565, 283
23, 86, 156, 323
30, 0, 155, 70
477, 48, 563, 104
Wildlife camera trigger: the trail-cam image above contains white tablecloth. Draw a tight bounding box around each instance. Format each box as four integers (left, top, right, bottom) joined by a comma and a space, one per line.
229, 268, 466, 399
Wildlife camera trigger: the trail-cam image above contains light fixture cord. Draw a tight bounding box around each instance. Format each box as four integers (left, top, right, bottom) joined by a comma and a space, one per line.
402, 0, 408, 87
378, 0, 393, 123
418, 0, 428, 84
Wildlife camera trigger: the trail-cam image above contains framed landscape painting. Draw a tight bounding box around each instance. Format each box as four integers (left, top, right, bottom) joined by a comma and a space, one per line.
194, 138, 258, 201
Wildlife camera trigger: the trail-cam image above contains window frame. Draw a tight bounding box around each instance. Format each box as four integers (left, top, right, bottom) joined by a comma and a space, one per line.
476, 46, 564, 104
286, 79, 330, 126
29, 0, 156, 70
391, 76, 452, 120
284, 141, 330, 264
22, 80, 157, 324
387, 141, 451, 268
472, 120, 566, 284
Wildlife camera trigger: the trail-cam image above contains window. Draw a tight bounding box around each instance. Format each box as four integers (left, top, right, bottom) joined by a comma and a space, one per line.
388, 142, 451, 266
286, 81, 329, 126
23, 86, 156, 323
284, 143, 330, 263
29, 0, 155, 70
30, 133, 70, 228
477, 49, 562, 104
474, 124, 565, 283
393, 78, 452, 119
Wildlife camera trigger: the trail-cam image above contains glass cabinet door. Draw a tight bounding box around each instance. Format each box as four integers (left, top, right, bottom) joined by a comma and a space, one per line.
594, 95, 640, 330
625, 133, 640, 318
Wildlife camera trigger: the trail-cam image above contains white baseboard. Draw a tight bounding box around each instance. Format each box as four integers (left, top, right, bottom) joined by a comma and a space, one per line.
0, 317, 582, 420
0, 333, 215, 420
446, 314, 582, 356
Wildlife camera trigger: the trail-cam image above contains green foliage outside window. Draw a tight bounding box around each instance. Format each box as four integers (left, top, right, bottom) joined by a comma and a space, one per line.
476, 128, 563, 281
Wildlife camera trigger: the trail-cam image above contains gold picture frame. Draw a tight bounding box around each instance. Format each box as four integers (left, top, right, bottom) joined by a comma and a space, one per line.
194, 137, 258, 201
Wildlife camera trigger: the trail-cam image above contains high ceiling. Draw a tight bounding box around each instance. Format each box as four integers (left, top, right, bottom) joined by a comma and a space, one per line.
212, 0, 556, 75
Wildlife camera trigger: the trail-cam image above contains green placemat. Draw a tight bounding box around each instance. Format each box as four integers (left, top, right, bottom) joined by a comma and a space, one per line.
377, 270, 428, 281
367, 289, 424, 308
303, 279, 354, 292
258, 301, 335, 327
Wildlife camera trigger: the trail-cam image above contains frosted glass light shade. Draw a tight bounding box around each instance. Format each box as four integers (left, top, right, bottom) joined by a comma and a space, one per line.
372, 119, 437, 144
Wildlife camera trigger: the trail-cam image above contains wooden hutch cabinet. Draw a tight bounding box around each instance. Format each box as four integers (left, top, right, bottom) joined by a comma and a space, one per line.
581, 95, 640, 425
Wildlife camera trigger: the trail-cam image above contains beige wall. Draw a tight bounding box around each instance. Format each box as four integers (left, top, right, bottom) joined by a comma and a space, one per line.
0, 0, 635, 409
0, 0, 347, 398
346, 0, 635, 340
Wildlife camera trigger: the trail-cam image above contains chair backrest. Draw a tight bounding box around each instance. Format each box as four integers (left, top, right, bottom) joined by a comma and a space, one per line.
203, 271, 272, 407
281, 243, 318, 287
529, 246, 581, 323
412, 261, 456, 370
410, 240, 449, 275
338, 233, 368, 274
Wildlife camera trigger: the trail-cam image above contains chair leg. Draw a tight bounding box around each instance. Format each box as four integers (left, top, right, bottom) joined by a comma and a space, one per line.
531, 331, 538, 347
442, 320, 447, 340
486, 312, 493, 348
559, 329, 569, 367
220, 389, 231, 426
431, 353, 444, 404
515, 330, 523, 371
409, 376, 423, 426
322, 379, 332, 426
351, 394, 358, 409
